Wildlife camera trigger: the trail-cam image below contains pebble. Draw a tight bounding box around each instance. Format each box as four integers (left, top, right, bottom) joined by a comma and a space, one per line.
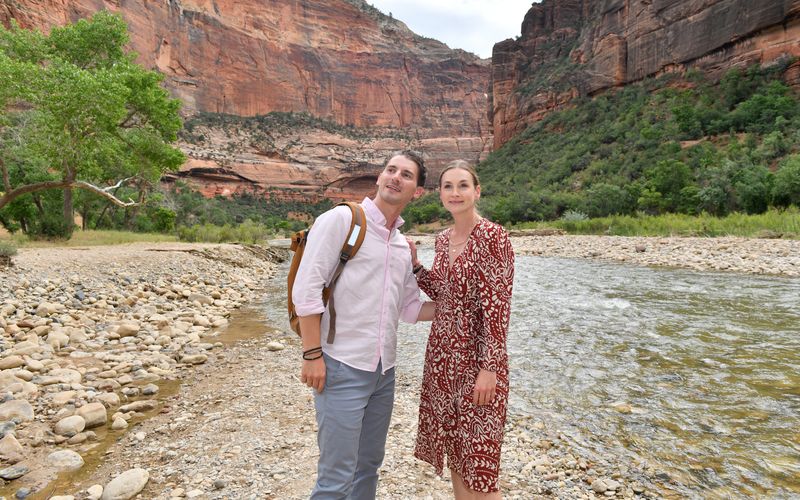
0, 400, 34, 422
54, 415, 86, 437
77, 402, 109, 428
86, 484, 104, 500
266, 341, 285, 351
14, 487, 31, 499
47, 449, 85, 471
101, 468, 149, 500
0, 464, 29, 480
0, 433, 25, 463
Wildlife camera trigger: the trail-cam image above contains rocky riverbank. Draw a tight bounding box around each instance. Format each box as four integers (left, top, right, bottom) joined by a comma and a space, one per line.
0, 241, 666, 499
3, 234, 794, 499
512, 234, 800, 277
0, 243, 285, 499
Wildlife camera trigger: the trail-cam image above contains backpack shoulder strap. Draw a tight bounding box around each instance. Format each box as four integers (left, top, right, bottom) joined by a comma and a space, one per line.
338, 201, 367, 260
325, 201, 367, 344
287, 228, 308, 335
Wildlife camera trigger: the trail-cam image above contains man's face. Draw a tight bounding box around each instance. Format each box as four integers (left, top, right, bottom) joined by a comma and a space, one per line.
375, 155, 423, 208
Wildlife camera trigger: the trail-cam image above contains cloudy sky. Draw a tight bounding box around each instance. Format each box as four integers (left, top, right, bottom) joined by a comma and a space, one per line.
368, 0, 536, 59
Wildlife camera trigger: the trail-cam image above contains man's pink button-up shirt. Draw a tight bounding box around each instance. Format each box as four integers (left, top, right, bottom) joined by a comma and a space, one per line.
291, 198, 423, 373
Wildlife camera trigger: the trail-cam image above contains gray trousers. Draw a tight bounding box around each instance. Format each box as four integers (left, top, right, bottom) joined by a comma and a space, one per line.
311, 354, 395, 500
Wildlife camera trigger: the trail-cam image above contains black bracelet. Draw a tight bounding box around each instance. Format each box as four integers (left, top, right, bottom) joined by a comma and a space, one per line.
302, 347, 323, 361
412, 264, 424, 274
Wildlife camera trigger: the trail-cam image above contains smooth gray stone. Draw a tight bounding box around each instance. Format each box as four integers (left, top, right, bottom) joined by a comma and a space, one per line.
0, 464, 29, 480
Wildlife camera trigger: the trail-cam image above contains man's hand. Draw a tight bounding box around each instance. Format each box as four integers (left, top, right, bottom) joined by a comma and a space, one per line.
301, 357, 326, 393
298, 314, 324, 392
472, 369, 497, 405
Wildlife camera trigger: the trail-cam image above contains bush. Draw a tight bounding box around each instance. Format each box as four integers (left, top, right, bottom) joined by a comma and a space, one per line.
403, 193, 449, 224
27, 215, 74, 240
773, 155, 800, 207
152, 207, 177, 233
560, 210, 588, 222
176, 220, 274, 243
0, 241, 18, 257
582, 183, 635, 217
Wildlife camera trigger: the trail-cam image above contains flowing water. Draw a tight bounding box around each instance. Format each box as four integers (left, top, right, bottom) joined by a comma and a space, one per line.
389, 249, 800, 499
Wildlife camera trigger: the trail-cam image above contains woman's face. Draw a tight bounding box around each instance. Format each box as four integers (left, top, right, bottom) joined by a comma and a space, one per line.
439, 168, 480, 216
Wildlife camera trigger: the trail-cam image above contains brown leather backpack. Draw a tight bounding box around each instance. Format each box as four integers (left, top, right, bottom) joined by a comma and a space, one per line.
287, 202, 367, 343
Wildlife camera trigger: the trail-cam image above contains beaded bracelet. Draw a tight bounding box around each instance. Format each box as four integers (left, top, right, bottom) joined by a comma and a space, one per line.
412, 263, 424, 275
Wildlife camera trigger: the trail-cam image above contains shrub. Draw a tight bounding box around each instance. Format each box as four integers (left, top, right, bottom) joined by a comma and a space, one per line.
773, 155, 800, 207
176, 220, 273, 243
27, 215, 74, 240
560, 210, 588, 222
582, 183, 635, 217
0, 241, 18, 257
152, 208, 177, 233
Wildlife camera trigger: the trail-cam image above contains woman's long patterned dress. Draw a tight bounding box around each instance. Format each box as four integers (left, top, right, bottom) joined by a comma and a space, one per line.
414, 218, 514, 493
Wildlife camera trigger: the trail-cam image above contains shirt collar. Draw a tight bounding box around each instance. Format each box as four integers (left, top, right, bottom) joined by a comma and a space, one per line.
362, 197, 405, 231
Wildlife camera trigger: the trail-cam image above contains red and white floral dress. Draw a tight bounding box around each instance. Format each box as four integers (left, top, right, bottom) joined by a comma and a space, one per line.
414, 218, 514, 493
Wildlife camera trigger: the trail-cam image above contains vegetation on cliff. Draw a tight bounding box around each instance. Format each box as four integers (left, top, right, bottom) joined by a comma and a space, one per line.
182, 111, 411, 146
0, 12, 185, 239
408, 62, 800, 233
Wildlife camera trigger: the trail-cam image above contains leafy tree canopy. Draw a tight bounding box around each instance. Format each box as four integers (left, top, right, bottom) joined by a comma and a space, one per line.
0, 11, 185, 237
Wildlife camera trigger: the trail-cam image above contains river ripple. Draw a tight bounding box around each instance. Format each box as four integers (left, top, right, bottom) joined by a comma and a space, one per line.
397, 249, 800, 499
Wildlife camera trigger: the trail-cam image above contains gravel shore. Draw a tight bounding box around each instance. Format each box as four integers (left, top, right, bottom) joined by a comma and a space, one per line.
511, 234, 800, 277
0, 235, 796, 499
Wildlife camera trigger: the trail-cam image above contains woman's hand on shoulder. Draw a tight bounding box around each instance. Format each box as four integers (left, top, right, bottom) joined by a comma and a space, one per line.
406, 237, 420, 267
472, 369, 497, 405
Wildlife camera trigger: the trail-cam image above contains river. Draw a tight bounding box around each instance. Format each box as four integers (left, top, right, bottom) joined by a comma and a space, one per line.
268, 247, 800, 498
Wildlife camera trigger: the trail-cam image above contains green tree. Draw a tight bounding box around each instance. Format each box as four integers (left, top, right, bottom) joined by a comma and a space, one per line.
0, 12, 185, 237
641, 159, 694, 213
582, 183, 634, 217
773, 155, 800, 207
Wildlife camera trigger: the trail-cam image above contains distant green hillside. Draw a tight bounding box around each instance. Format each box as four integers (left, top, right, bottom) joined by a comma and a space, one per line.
407, 62, 800, 226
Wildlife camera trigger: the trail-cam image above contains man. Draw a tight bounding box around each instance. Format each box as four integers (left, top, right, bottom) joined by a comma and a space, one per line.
292, 150, 429, 499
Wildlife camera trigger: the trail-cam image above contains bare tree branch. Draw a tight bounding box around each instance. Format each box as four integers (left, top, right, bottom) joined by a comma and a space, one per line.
0, 178, 138, 210
0, 157, 10, 192
73, 180, 138, 206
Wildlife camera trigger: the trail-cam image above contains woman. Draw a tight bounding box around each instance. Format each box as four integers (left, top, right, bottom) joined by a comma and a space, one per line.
410, 160, 515, 499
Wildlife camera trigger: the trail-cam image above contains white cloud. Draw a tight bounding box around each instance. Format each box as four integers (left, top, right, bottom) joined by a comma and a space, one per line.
367, 0, 536, 58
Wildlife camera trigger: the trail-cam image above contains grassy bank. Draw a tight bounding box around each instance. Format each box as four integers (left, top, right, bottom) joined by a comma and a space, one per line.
511, 207, 800, 238
0, 230, 179, 247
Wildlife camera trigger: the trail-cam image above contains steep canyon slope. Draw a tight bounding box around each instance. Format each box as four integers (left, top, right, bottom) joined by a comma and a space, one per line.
491, 0, 800, 148
2, 0, 491, 198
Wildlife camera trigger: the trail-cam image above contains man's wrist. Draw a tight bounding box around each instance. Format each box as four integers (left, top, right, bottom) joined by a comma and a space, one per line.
412, 263, 424, 274
302, 346, 323, 360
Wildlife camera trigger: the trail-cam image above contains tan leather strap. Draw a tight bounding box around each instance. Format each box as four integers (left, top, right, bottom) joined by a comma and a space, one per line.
325, 202, 367, 344
287, 229, 308, 335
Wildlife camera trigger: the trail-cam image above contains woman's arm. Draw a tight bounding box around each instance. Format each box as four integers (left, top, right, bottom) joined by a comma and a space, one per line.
476, 228, 515, 374
472, 229, 514, 405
